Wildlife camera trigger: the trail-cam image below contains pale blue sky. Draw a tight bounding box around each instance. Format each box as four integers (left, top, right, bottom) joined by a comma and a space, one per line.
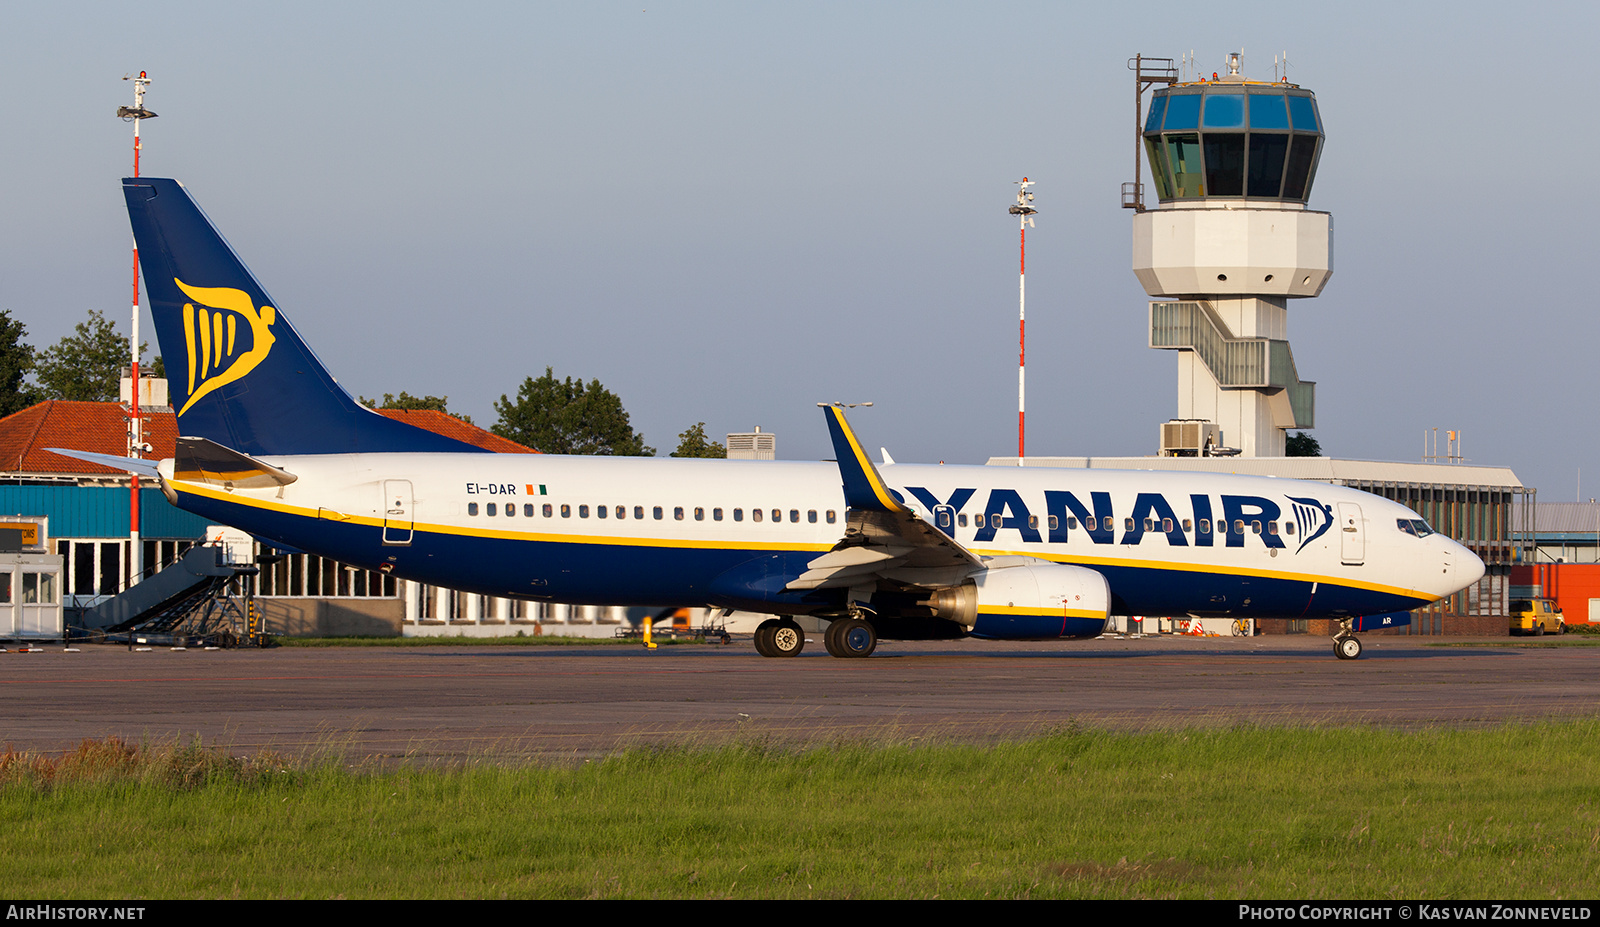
3, 1, 1595, 498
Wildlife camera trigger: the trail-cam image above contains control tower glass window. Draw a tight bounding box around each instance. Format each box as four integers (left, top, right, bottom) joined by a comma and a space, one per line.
1143, 85, 1323, 205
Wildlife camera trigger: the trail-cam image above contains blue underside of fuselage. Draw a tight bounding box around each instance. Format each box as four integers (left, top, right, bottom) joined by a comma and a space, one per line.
179, 490, 1430, 639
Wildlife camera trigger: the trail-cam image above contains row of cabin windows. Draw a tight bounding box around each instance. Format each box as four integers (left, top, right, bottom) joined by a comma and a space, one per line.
465, 502, 839, 524
940, 513, 1294, 537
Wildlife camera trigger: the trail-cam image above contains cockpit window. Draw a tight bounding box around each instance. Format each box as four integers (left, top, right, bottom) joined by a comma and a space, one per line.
1397, 518, 1436, 538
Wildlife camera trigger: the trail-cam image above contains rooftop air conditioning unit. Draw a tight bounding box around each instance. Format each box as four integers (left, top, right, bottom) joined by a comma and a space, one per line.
1160, 420, 1218, 458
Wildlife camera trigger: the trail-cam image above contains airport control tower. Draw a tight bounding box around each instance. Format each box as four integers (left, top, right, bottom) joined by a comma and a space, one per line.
1127, 54, 1328, 457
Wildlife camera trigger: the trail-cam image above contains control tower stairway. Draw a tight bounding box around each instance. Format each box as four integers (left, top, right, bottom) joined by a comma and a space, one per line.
1149, 299, 1316, 429
78, 545, 257, 646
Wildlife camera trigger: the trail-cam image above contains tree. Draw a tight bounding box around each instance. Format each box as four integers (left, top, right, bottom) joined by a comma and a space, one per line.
0, 310, 40, 417
33, 309, 145, 402
360, 391, 471, 425
671, 422, 726, 458
1285, 431, 1322, 457
493, 368, 654, 456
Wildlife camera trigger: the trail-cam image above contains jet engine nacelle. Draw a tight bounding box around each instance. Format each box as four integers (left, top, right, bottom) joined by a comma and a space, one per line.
960, 557, 1111, 641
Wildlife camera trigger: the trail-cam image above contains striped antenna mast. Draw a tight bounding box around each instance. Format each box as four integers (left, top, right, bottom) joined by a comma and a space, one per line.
118, 71, 156, 587
1008, 178, 1037, 463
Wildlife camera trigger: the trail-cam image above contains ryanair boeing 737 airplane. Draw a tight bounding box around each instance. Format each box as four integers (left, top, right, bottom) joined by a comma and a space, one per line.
62, 178, 1485, 660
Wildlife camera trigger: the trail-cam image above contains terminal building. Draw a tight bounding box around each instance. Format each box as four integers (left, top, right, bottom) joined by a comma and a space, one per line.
989, 54, 1533, 634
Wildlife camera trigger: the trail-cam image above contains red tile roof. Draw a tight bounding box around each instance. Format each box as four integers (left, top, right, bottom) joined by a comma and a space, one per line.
0, 401, 536, 475
374, 409, 538, 454
0, 401, 177, 475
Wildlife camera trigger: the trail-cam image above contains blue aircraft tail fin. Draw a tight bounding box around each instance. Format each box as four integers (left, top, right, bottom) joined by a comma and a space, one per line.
122, 177, 488, 456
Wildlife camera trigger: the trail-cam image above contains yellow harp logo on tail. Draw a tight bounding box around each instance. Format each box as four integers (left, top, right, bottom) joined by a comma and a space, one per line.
174, 279, 277, 416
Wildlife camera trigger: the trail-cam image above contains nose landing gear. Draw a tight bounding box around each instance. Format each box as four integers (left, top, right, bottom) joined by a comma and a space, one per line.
1333, 618, 1363, 660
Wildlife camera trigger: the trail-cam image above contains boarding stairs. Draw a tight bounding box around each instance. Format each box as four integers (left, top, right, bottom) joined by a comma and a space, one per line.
76, 544, 258, 647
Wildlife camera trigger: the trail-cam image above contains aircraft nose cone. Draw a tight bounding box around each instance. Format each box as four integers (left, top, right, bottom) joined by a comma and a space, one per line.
1452, 542, 1486, 591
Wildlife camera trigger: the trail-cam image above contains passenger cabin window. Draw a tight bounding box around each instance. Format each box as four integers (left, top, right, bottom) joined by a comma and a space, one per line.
958, 514, 968, 527
734, 508, 743, 522
827, 510, 836, 524
714, 508, 724, 521
653, 506, 663, 520
526, 504, 536, 517
468, 503, 479, 516
674, 507, 684, 521
616, 506, 626, 519
596, 505, 606, 518
807, 510, 817, 523
579, 505, 590, 518
487, 503, 497, 516
634, 506, 644, 519
790, 510, 800, 523
753, 509, 763, 523
695, 507, 705, 521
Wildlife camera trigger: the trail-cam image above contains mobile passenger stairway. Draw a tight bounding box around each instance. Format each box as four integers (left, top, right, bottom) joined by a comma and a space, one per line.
71, 544, 261, 648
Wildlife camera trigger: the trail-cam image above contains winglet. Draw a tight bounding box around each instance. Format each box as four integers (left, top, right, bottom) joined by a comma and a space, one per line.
821, 404, 910, 514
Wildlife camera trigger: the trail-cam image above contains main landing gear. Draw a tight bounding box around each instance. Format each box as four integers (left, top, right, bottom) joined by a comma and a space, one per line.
754, 618, 806, 657
1333, 619, 1362, 660
824, 616, 877, 658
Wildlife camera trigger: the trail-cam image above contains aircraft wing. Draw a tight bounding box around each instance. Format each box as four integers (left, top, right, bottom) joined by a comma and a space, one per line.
786, 405, 984, 592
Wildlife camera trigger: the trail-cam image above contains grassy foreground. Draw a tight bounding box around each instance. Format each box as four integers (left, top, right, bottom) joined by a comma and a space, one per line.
2, 724, 1598, 899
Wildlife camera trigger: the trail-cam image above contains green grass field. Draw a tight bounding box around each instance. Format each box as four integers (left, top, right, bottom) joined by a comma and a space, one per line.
3, 722, 1598, 899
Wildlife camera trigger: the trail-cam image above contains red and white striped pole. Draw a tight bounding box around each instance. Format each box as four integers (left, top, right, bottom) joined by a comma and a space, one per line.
1009, 178, 1037, 464
119, 71, 155, 586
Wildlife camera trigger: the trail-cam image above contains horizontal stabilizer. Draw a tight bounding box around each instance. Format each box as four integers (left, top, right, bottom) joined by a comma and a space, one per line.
173, 436, 298, 489
44, 449, 163, 480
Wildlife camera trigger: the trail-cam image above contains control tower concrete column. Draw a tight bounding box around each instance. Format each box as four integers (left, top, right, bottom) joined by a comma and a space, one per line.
1131, 56, 1329, 457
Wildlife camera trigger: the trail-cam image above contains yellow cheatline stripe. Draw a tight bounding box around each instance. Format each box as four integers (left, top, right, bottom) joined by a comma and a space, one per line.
981, 605, 1108, 620
172, 480, 834, 554
829, 407, 908, 513
968, 544, 1433, 601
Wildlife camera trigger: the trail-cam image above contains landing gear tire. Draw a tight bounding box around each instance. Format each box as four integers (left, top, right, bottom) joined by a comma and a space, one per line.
770, 621, 805, 657
825, 617, 877, 658
754, 618, 781, 657
1335, 635, 1362, 660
